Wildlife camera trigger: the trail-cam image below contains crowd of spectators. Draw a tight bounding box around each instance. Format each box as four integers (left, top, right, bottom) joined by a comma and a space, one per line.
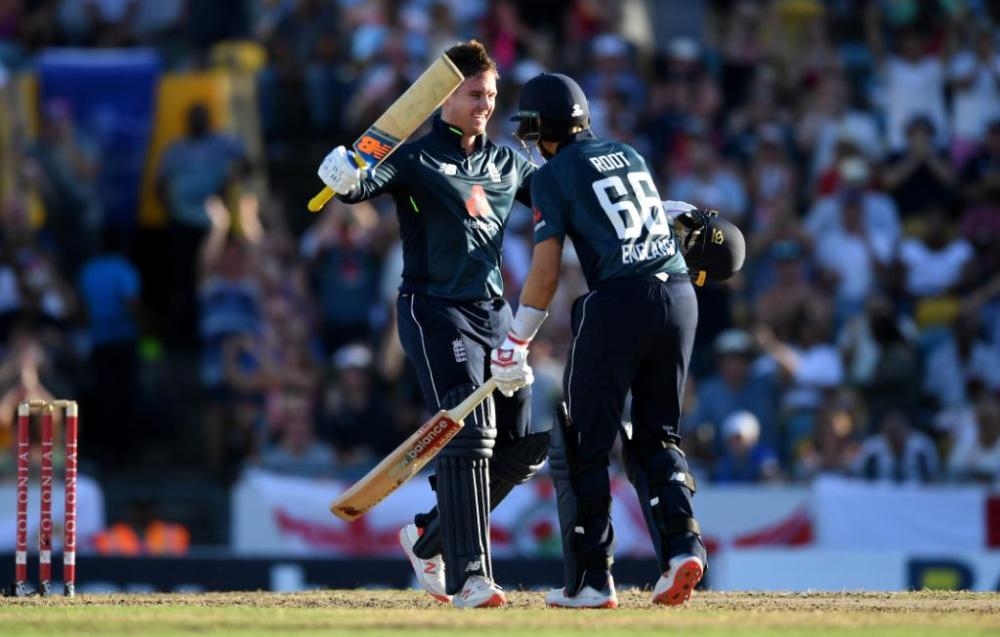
0, 0, 999, 497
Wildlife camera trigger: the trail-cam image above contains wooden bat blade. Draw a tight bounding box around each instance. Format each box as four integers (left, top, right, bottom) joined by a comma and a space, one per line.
330, 412, 463, 521
329, 378, 497, 521
364, 53, 463, 144
307, 53, 464, 212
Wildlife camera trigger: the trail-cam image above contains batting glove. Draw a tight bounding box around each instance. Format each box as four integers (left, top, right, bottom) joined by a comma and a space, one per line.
675, 207, 718, 231
490, 334, 534, 398
675, 207, 718, 251
318, 146, 369, 193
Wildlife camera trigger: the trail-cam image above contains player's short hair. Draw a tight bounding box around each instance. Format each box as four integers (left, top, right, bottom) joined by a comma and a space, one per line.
445, 40, 498, 79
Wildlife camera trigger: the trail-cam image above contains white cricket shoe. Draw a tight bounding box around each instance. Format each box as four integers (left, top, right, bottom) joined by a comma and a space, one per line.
545, 576, 618, 609
399, 524, 451, 603
452, 575, 506, 608
652, 554, 704, 606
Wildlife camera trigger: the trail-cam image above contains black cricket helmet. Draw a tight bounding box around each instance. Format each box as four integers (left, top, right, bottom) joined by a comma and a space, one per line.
512, 73, 590, 144
684, 216, 746, 283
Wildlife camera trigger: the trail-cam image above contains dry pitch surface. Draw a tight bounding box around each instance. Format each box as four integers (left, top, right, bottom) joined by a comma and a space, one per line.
1, 590, 998, 637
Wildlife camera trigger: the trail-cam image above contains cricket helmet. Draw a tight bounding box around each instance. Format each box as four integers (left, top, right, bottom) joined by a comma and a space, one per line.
683, 216, 746, 282
511, 73, 590, 144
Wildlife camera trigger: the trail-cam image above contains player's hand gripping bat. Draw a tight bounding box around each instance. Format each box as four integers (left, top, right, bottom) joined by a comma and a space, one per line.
307, 53, 465, 212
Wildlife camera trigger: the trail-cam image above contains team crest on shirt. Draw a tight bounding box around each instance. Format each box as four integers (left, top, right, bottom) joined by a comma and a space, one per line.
486, 161, 501, 183
452, 338, 468, 363
439, 162, 457, 175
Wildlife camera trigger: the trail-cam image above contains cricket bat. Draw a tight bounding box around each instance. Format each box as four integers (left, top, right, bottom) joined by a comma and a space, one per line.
330, 378, 498, 521
307, 53, 465, 212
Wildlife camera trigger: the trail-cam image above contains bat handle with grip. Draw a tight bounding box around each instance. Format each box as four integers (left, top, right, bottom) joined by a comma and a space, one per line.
308, 186, 336, 212
447, 378, 498, 423
308, 187, 334, 212
307, 152, 371, 212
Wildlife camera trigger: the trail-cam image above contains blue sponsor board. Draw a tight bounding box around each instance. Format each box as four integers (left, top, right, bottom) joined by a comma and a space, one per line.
908, 558, 996, 591
37, 49, 161, 232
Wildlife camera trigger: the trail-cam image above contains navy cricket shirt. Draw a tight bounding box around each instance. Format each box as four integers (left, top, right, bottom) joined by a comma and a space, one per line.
339, 116, 535, 302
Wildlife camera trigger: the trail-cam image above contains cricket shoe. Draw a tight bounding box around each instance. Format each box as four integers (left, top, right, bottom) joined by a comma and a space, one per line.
399, 524, 450, 603
545, 577, 618, 609
452, 575, 506, 608
652, 554, 704, 606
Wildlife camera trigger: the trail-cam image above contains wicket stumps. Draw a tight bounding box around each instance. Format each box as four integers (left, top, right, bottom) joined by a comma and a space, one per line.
13, 399, 79, 597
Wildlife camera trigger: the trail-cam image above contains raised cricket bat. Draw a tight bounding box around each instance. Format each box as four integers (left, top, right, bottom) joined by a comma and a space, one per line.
330, 378, 497, 521
307, 53, 465, 212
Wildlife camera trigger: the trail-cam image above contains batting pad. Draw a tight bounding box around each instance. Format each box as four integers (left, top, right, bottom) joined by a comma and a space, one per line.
436, 456, 491, 594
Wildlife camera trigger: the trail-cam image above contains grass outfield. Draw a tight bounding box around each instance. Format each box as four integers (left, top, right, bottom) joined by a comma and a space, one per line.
1, 590, 997, 637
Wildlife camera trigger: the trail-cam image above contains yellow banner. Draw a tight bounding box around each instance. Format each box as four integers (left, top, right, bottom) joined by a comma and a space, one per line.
139, 72, 233, 228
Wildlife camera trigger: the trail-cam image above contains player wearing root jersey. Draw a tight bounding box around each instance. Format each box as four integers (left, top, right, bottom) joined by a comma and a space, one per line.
317, 41, 547, 608
492, 73, 743, 608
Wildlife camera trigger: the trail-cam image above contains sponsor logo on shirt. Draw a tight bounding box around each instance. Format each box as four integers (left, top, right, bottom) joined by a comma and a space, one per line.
464, 218, 497, 233
533, 206, 547, 231
465, 185, 493, 218
464, 186, 499, 237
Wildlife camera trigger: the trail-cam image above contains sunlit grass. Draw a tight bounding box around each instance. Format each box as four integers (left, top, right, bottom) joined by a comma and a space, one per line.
1, 590, 996, 637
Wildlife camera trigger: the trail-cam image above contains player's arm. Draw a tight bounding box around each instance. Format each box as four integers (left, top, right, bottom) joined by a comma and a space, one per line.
518, 171, 570, 319
492, 237, 562, 396
490, 237, 556, 396
517, 237, 562, 315
490, 174, 566, 397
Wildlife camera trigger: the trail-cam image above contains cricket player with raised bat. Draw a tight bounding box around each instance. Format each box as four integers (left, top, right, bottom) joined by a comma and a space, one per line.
493, 73, 743, 608
316, 40, 546, 608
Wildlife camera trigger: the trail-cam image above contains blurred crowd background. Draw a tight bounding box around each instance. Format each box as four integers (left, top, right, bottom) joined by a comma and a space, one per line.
0, 0, 999, 546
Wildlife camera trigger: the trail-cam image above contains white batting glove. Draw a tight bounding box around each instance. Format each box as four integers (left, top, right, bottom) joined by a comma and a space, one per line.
663, 200, 718, 251
661, 200, 698, 220
490, 334, 534, 398
318, 145, 368, 193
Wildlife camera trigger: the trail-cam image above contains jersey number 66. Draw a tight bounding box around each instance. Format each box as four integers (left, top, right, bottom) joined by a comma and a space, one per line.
592, 172, 672, 240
